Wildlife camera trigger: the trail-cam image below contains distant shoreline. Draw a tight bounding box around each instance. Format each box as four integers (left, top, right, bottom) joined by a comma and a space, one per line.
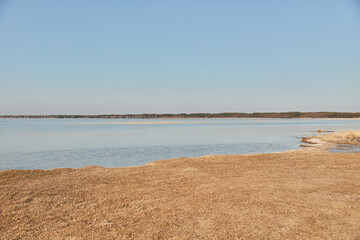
1, 111, 360, 119
1, 117, 360, 120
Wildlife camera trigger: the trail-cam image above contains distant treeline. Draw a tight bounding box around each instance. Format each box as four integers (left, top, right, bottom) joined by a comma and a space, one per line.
1, 112, 360, 119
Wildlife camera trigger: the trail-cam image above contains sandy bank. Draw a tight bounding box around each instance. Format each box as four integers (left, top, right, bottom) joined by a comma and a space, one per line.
77, 119, 360, 125
1, 152, 360, 239
1, 132, 360, 239
302, 130, 360, 151
79, 121, 281, 125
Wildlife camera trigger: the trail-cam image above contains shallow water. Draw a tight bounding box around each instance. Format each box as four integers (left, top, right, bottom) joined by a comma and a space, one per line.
330, 143, 360, 153
1, 118, 360, 170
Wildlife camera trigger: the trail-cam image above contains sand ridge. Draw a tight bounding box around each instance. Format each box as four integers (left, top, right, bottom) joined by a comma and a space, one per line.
78, 121, 281, 125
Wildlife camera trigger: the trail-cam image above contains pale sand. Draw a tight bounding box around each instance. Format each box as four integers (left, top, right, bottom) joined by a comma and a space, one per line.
77, 118, 360, 125
79, 121, 281, 125
1, 131, 360, 239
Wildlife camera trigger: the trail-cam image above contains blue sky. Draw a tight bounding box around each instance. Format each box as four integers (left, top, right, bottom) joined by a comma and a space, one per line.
0, 0, 359, 114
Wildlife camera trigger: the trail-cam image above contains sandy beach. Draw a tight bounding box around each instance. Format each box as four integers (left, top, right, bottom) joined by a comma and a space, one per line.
1, 132, 360, 239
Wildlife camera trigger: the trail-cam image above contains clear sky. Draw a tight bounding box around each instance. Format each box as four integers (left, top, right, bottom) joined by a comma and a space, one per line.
0, 0, 359, 114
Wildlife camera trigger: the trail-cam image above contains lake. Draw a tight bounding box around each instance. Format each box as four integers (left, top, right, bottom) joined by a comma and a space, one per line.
1, 118, 359, 170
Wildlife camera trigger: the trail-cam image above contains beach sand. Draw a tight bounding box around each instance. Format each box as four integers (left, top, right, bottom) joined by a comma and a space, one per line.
1, 133, 360, 239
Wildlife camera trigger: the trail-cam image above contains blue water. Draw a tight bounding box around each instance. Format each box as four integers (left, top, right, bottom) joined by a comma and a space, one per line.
1, 118, 360, 170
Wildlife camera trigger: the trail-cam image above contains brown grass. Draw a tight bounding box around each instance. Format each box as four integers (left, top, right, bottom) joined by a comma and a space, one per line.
1, 149, 360, 239
317, 131, 360, 146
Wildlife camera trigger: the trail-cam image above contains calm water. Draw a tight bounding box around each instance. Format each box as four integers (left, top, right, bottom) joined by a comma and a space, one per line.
1, 118, 360, 170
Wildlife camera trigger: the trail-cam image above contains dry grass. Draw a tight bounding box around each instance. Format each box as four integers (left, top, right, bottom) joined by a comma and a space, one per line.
1, 149, 360, 239
317, 131, 360, 146
301, 131, 360, 151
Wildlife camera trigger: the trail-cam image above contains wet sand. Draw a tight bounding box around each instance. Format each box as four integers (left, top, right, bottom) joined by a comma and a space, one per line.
1, 133, 360, 239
